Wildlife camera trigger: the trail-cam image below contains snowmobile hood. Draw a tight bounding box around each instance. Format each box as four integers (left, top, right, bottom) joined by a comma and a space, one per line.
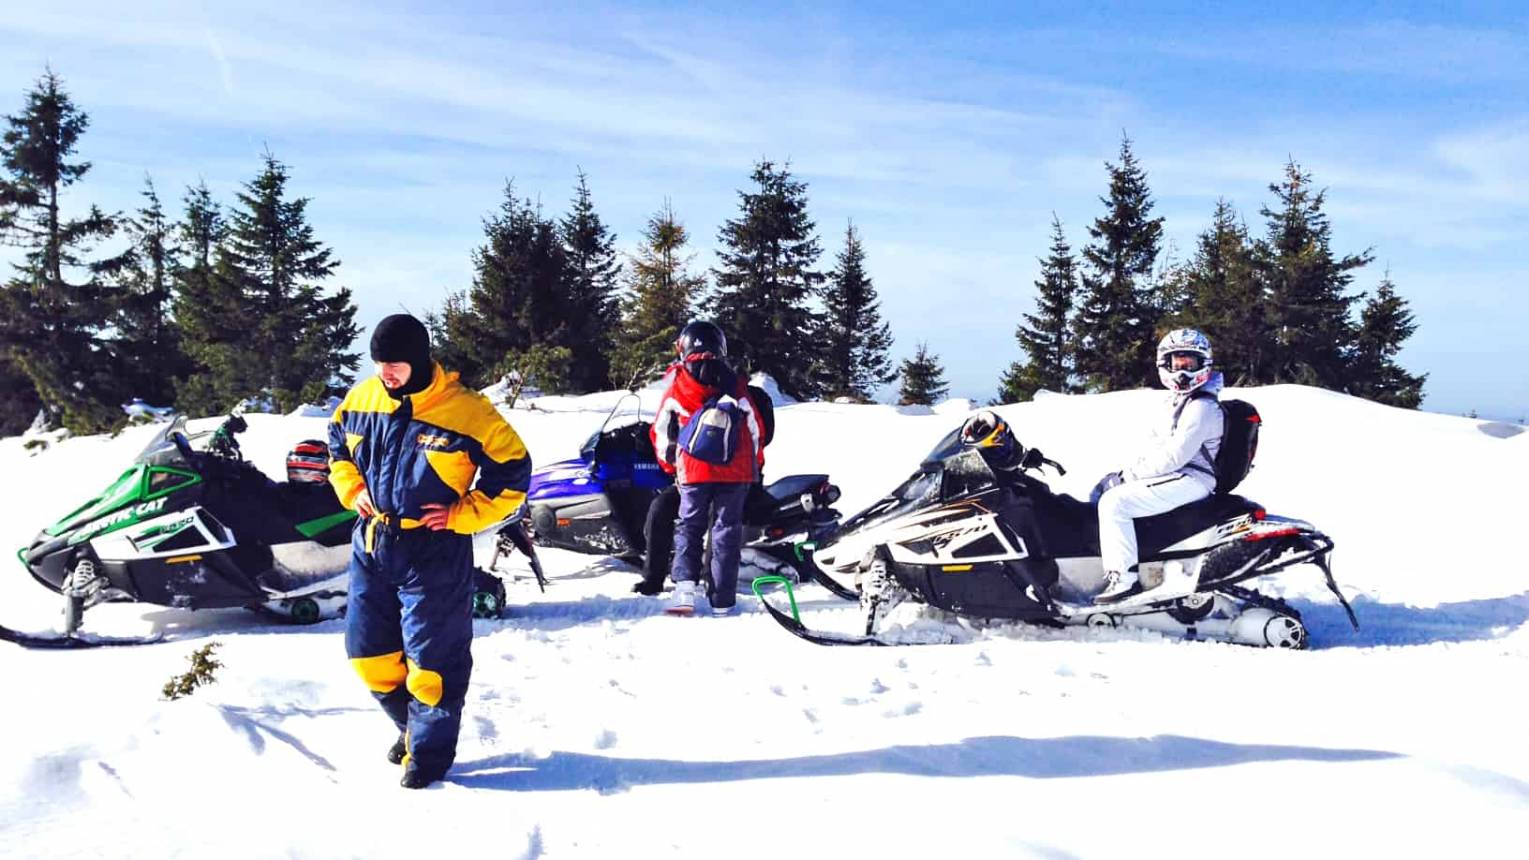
530, 457, 593, 490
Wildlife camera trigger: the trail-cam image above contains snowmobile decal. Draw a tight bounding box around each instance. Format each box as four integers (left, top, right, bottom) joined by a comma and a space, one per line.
885, 512, 1029, 567
68, 497, 168, 546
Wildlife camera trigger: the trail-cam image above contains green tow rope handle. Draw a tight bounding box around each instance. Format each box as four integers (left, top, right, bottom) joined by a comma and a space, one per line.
751, 575, 800, 623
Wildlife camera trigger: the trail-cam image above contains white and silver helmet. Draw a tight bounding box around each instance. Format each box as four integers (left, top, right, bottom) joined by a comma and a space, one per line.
1156, 328, 1214, 393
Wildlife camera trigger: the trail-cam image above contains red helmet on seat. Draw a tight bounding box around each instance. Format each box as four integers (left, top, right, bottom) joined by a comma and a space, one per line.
287, 440, 330, 484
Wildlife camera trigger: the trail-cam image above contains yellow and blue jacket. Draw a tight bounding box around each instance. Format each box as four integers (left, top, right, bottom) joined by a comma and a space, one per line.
328, 363, 531, 535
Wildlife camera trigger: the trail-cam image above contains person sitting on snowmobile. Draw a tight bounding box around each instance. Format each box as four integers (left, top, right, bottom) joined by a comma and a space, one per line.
1093, 328, 1224, 605
328, 314, 532, 789
650, 320, 768, 615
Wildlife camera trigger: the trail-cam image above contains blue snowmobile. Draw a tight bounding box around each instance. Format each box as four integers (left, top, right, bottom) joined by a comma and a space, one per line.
521, 396, 842, 595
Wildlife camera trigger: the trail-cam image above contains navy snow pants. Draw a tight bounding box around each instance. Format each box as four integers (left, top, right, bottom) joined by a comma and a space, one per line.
671, 481, 748, 609
346, 522, 474, 780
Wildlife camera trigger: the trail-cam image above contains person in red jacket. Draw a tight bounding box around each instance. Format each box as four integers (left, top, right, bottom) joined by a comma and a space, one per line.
650, 321, 766, 615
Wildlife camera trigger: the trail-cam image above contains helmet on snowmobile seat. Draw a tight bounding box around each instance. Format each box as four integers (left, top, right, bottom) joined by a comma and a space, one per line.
960, 409, 1024, 471
287, 440, 331, 484
676, 320, 728, 359
1156, 328, 1214, 393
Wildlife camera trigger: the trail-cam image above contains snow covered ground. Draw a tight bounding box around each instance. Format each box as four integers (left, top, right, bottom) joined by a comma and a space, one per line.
1, 385, 1525, 858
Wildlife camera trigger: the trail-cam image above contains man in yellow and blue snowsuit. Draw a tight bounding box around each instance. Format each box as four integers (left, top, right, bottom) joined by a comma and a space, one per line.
328, 314, 531, 789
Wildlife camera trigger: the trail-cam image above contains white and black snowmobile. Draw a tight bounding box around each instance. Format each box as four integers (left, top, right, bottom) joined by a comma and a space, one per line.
756, 424, 1356, 649
7, 413, 509, 649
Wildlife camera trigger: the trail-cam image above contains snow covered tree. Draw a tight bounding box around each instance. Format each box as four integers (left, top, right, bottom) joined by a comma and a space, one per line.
710, 160, 825, 399
1071, 134, 1164, 392
1169, 200, 1269, 385
815, 222, 895, 401
559, 170, 621, 392
1349, 273, 1426, 408
611, 201, 704, 388
999, 215, 1080, 403
898, 342, 947, 406
1257, 160, 1371, 389
114, 176, 189, 405
0, 69, 126, 432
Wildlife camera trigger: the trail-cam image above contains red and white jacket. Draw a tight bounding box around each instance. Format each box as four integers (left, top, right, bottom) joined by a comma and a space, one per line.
650, 361, 765, 484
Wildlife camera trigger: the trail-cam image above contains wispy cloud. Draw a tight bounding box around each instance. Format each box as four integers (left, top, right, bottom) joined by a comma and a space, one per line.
0, 2, 1525, 414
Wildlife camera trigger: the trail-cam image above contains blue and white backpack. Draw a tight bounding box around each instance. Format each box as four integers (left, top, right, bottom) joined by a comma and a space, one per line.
676, 395, 744, 464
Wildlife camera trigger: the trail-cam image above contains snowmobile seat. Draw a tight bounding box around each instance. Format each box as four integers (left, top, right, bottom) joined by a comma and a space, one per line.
1135, 494, 1261, 559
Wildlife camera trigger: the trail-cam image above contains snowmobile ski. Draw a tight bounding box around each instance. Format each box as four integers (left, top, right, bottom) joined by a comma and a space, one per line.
0, 623, 163, 650
752, 576, 890, 646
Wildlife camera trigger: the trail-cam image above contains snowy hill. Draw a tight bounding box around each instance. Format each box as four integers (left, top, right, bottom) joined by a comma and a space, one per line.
1, 385, 1525, 857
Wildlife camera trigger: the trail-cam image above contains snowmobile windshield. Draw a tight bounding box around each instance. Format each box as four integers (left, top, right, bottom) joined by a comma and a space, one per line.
920, 426, 967, 467
835, 466, 943, 536
134, 416, 194, 467
939, 448, 1001, 499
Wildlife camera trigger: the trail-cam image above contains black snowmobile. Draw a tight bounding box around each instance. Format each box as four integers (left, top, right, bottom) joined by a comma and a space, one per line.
522, 396, 843, 594
755, 423, 1357, 649
8, 413, 508, 649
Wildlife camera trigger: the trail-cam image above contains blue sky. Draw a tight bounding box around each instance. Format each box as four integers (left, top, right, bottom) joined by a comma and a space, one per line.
2, 1, 1525, 419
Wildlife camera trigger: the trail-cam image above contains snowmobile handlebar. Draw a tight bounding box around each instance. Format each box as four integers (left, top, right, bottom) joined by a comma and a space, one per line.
1018, 446, 1066, 476
206, 414, 248, 461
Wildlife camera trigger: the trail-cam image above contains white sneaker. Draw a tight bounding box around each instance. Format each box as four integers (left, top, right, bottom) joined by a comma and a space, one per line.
1094, 570, 1141, 605
666, 581, 698, 616
711, 603, 737, 617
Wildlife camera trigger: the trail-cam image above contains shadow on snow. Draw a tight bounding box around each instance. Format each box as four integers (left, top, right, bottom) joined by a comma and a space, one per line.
449, 734, 1400, 793
1292, 590, 1529, 648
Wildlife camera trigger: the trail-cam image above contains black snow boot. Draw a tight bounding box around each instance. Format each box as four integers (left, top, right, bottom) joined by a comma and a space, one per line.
387, 735, 407, 765
400, 765, 444, 789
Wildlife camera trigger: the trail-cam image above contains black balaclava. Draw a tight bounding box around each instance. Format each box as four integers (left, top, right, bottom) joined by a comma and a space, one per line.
369, 314, 434, 398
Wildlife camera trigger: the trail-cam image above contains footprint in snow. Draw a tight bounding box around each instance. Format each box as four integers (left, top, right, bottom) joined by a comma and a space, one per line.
869, 678, 889, 694
594, 730, 617, 750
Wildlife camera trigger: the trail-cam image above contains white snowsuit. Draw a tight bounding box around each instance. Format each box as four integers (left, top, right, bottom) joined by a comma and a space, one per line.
1098, 373, 1225, 574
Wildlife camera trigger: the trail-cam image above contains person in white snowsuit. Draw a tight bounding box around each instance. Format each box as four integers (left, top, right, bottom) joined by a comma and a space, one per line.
1093, 329, 1224, 604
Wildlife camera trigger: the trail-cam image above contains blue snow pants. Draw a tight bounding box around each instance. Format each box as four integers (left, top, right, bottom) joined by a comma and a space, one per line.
671, 482, 749, 609
345, 520, 474, 779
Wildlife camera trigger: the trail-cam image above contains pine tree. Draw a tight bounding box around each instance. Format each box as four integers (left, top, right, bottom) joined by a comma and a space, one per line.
0, 70, 126, 431
898, 342, 947, 406
1258, 160, 1371, 389
423, 290, 480, 381
1350, 273, 1426, 408
1169, 200, 1269, 384
611, 201, 704, 388
1071, 134, 1164, 392
999, 215, 1081, 403
815, 221, 896, 401
710, 160, 825, 399
178, 154, 358, 412
559, 170, 621, 392
172, 181, 236, 414
114, 176, 189, 405
456, 181, 569, 389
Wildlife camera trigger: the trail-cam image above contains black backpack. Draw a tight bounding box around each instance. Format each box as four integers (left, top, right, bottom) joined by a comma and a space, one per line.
1209, 397, 1260, 494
